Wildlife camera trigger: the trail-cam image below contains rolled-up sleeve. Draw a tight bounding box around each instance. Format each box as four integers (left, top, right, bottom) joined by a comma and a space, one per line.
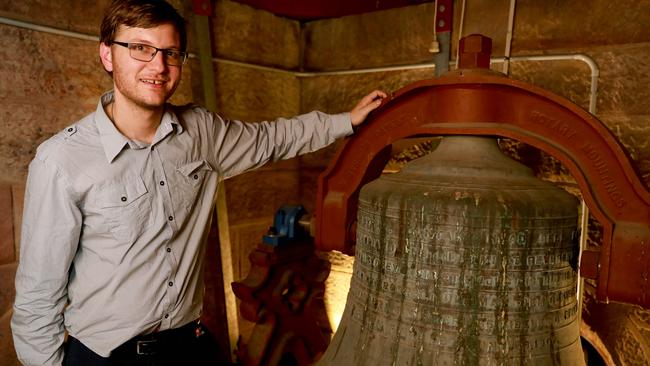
11, 156, 81, 366
211, 110, 353, 178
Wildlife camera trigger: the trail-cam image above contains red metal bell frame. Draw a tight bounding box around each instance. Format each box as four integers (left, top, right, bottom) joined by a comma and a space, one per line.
314, 54, 650, 310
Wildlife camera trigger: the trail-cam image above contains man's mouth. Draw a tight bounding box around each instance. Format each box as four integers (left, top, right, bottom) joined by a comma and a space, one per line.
141, 79, 165, 85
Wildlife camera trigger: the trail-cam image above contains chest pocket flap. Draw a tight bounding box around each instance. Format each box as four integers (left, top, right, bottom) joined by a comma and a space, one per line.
177, 160, 213, 179
97, 176, 149, 208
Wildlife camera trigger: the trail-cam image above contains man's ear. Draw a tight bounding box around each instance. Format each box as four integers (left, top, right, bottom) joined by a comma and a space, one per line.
99, 42, 113, 73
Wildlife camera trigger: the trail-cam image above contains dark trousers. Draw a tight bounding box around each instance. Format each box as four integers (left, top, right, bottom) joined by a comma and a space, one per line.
63, 321, 227, 366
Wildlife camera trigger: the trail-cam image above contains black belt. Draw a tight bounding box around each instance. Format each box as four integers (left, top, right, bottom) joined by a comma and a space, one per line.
112, 320, 202, 357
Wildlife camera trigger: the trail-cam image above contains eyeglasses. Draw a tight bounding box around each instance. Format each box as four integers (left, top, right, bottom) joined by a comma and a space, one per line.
111, 41, 187, 66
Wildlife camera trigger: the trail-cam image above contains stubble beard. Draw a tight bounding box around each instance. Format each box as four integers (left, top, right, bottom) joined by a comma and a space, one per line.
112, 69, 177, 110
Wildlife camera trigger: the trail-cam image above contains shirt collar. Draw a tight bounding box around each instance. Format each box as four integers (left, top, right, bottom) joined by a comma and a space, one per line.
153, 107, 184, 146
94, 91, 184, 163
96, 91, 129, 163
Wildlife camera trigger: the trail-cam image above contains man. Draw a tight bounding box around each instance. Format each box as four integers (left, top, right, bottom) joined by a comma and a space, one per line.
11, 0, 386, 365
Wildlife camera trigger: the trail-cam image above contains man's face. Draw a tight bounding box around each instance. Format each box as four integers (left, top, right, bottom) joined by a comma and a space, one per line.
100, 23, 182, 110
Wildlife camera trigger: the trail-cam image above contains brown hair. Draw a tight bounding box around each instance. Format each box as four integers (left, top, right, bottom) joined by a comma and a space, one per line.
100, 0, 187, 51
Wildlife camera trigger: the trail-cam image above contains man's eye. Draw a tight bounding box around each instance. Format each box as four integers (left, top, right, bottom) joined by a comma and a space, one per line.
165, 50, 179, 58
132, 44, 147, 52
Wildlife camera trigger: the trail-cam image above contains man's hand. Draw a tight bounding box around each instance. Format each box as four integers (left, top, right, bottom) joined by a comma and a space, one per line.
350, 90, 388, 127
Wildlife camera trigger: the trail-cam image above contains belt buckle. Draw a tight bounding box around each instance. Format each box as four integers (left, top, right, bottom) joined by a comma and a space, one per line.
136, 339, 157, 355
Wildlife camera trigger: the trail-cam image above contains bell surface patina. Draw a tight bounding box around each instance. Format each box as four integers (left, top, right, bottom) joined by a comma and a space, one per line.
319, 136, 584, 366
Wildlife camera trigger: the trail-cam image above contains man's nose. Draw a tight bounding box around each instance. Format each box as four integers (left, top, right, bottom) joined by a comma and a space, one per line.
149, 50, 167, 71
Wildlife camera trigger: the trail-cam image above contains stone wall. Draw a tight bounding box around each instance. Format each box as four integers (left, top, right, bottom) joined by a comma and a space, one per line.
299, 0, 650, 364
1, 0, 649, 364
0, 0, 304, 362
300, 0, 650, 188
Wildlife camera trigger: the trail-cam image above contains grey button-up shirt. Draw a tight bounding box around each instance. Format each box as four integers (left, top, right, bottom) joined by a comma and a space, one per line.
11, 91, 352, 365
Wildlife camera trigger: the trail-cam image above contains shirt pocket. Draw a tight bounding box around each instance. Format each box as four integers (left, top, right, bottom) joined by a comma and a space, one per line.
177, 160, 213, 183
95, 175, 151, 245
175, 160, 213, 213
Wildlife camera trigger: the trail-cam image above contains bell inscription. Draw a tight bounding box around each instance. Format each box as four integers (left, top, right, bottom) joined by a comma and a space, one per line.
318, 136, 584, 366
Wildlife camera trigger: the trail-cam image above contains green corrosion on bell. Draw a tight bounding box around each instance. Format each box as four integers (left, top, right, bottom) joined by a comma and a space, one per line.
318, 136, 585, 366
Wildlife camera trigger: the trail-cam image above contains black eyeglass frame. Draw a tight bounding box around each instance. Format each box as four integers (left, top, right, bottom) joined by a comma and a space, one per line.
111, 41, 188, 66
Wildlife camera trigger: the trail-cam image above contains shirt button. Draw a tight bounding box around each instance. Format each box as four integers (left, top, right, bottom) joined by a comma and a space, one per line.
160, 181, 165, 186
121, 196, 127, 202
168, 216, 173, 221
67, 128, 73, 132
193, 174, 199, 180
166, 248, 171, 253
164, 314, 169, 319
168, 281, 173, 287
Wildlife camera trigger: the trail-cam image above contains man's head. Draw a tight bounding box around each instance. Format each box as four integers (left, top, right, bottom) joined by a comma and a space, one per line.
99, 0, 186, 110
100, 0, 187, 53
99, 0, 187, 110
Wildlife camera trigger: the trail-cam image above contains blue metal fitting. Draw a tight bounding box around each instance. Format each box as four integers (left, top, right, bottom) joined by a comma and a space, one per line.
263, 205, 307, 246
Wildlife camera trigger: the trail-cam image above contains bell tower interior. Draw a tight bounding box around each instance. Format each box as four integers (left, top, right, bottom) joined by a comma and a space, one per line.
1, 1, 649, 365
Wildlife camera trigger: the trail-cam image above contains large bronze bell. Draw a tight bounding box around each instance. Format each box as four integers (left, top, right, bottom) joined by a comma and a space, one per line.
318, 136, 584, 365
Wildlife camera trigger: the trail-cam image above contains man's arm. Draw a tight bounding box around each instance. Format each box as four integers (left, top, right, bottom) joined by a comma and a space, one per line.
209, 90, 386, 178
11, 156, 82, 366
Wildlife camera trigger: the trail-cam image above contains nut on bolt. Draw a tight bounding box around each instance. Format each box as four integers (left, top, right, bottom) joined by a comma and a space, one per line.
458, 34, 493, 69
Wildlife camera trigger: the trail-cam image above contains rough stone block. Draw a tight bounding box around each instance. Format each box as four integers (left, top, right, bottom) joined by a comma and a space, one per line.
303, 3, 436, 70
11, 184, 24, 258
0, 0, 193, 40
0, 184, 14, 265
214, 62, 300, 122
597, 112, 650, 185
245, 156, 300, 173
0, 309, 19, 366
0, 24, 194, 184
0, 263, 17, 320
509, 59, 591, 110
0, 264, 18, 366
230, 219, 271, 281
456, 0, 512, 58
214, 0, 301, 70
0, 0, 110, 36
0, 25, 107, 182
224, 168, 301, 224
297, 167, 322, 215
299, 142, 342, 171
300, 69, 435, 114
590, 43, 650, 115
299, 68, 440, 170
512, 0, 650, 51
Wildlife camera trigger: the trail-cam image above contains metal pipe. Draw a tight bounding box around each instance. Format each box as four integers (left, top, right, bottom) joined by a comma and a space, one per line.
501, 54, 599, 114
432, 0, 452, 77
500, 53, 601, 314
493, 2, 597, 314
0, 16, 98, 41
503, 0, 517, 75
455, 0, 467, 70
